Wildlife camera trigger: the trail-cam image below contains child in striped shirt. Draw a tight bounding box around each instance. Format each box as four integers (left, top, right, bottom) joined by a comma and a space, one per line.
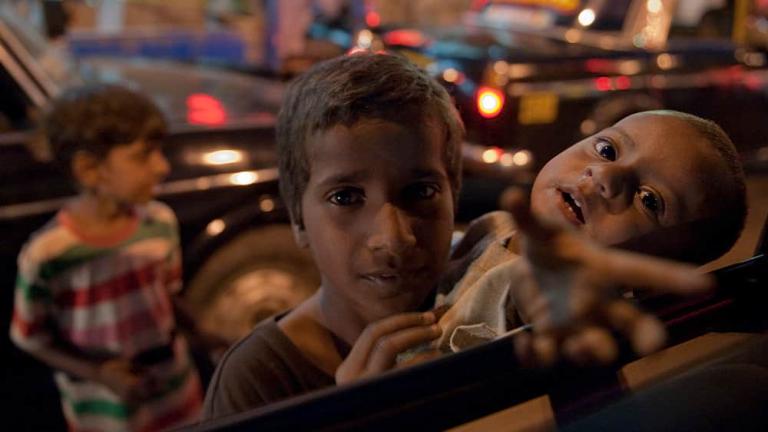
11, 84, 203, 431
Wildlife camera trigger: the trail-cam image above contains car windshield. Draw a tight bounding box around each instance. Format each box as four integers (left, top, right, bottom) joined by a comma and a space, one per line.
0, 6, 281, 128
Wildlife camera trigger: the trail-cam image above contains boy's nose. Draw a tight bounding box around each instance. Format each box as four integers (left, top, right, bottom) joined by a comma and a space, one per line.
366, 203, 417, 260
582, 163, 634, 204
152, 150, 171, 179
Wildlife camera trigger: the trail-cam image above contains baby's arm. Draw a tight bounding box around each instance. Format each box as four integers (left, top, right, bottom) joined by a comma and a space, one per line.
503, 190, 713, 366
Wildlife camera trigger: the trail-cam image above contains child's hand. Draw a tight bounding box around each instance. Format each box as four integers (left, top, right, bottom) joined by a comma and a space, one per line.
335, 312, 443, 385
97, 359, 154, 403
503, 189, 714, 367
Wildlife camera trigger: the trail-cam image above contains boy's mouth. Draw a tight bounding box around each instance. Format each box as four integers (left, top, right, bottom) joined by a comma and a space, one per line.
559, 190, 585, 225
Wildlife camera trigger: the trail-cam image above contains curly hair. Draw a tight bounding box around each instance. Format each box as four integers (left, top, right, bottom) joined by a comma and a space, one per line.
276, 53, 464, 227
43, 83, 167, 179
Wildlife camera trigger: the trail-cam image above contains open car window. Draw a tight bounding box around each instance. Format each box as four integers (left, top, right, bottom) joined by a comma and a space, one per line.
188, 248, 768, 431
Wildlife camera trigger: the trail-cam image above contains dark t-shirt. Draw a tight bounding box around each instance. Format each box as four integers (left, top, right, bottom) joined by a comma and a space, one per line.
202, 315, 335, 420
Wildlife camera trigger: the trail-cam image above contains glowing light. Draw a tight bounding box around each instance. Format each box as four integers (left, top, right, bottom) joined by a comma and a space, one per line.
656, 53, 674, 69
259, 197, 275, 212
206, 219, 226, 236
577, 9, 595, 27
615, 76, 631, 90
594, 76, 612, 91
383, 29, 428, 47
482, 148, 502, 164
202, 149, 243, 166
365, 11, 381, 27
187, 93, 227, 126
493, 60, 509, 75
476, 87, 505, 118
565, 29, 582, 43
512, 150, 532, 166
357, 29, 373, 48
230, 171, 258, 185
442, 68, 460, 83
646, 0, 662, 14
500, 153, 514, 166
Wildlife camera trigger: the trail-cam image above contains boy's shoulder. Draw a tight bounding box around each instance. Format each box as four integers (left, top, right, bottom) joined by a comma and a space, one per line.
17, 213, 78, 278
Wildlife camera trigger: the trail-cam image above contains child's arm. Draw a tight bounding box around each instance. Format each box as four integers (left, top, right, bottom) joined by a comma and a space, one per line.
502, 190, 713, 366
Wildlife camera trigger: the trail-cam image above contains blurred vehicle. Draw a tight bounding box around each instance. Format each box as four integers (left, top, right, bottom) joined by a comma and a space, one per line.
350, 0, 768, 171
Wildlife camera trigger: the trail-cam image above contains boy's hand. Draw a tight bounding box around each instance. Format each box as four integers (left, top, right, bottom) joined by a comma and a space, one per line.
503, 189, 714, 367
335, 312, 443, 385
97, 359, 155, 403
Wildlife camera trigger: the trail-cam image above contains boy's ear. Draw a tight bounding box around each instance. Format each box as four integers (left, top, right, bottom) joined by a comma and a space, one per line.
71, 151, 101, 189
292, 222, 309, 248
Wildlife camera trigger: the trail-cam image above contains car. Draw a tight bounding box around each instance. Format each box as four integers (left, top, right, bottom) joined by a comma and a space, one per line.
351, 0, 768, 171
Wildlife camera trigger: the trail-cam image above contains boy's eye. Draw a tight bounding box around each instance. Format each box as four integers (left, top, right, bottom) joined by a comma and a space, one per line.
638, 189, 662, 215
595, 139, 617, 161
405, 183, 440, 201
328, 188, 364, 206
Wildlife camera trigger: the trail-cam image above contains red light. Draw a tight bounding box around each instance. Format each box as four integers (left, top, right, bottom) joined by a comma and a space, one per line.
187, 93, 227, 126
615, 76, 631, 90
476, 86, 505, 118
383, 29, 429, 48
365, 11, 381, 27
594, 76, 612, 91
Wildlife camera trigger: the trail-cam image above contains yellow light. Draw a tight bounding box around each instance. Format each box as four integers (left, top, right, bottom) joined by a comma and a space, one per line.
577, 9, 595, 27
512, 150, 532, 166
442, 68, 459, 83
259, 197, 275, 212
646, 0, 662, 14
500, 153, 514, 166
230, 171, 258, 185
206, 219, 226, 236
202, 149, 243, 166
477, 87, 505, 119
482, 148, 501, 164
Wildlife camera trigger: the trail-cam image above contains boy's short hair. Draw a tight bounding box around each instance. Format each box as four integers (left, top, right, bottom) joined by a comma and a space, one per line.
277, 53, 465, 226
44, 83, 167, 179
653, 110, 747, 263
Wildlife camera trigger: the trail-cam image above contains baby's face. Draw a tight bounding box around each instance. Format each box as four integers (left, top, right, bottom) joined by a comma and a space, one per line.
530, 112, 724, 256
298, 119, 455, 323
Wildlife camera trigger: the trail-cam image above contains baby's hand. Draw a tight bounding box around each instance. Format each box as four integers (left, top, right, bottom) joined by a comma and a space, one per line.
97, 359, 154, 403
503, 189, 714, 367
335, 311, 443, 385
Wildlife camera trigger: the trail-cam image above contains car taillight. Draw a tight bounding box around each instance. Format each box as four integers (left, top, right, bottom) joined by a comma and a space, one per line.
187, 93, 227, 126
477, 86, 504, 118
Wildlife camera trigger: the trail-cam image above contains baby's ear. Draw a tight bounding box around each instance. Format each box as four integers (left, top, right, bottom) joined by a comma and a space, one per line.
292, 223, 309, 248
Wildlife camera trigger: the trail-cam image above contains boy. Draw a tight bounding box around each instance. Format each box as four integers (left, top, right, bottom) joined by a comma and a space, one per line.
202, 53, 744, 418
11, 84, 203, 431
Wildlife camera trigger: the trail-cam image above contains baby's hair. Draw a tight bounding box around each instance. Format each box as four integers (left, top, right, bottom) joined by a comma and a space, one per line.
277, 53, 464, 226
647, 110, 747, 263
43, 83, 167, 179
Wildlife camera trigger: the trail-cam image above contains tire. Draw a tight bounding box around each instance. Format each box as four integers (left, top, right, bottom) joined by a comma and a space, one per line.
185, 225, 320, 343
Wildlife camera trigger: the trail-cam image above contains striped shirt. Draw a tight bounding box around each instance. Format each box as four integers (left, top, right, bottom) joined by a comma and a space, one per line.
11, 201, 202, 431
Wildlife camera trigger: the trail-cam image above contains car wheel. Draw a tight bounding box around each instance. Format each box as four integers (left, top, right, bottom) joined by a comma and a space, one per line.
184, 225, 320, 343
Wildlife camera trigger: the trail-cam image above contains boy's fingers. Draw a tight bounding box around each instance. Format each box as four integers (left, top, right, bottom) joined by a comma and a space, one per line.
346, 312, 436, 370
587, 248, 714, 294
366, 325, 442, 373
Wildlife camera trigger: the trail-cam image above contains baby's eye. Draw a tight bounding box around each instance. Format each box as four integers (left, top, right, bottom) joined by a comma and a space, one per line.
594, 139, 617, 161
328, 188, 364, 206
405, 183, 439, 201
638, 189, 662, 214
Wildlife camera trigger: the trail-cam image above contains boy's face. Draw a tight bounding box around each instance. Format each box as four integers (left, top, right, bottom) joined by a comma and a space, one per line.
298, 119, 454, 323
531, 112, 724, 256
90, 138, 170, 205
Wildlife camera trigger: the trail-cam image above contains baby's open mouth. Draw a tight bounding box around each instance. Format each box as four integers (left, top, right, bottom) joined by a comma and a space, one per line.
561, 191, 585, 224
